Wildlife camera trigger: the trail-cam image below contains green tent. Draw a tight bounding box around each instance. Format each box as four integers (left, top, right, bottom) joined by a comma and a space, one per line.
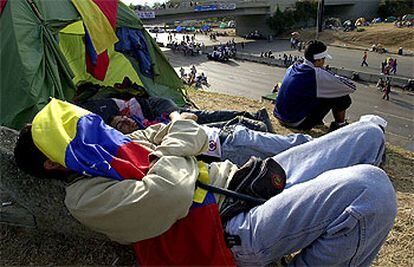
0, 0, 185, 129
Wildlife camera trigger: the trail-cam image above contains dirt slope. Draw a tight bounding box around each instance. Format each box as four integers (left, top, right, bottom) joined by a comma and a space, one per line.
297, 23, 414, 54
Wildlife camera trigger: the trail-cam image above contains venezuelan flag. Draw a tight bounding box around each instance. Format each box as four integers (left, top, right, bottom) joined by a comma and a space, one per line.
71, 0, 118, 55
31, 99, 150, 180
133, 162, 235, 266
71, 0, 119, 80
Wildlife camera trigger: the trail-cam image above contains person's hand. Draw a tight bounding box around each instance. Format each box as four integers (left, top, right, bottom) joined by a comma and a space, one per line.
169, 111, 182, 121
180, 112, 198, 121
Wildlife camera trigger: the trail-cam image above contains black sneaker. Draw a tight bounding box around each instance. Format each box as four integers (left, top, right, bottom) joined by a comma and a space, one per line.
220, 157, 286, 224
256, 108, 274, 132
329, 121, 349, 132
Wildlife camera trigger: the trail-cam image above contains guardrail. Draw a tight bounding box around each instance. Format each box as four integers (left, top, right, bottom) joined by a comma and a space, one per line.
152, 1, 270, 16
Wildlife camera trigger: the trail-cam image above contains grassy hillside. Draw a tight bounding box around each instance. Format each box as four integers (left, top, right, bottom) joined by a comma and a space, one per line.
296, 23, 414, 54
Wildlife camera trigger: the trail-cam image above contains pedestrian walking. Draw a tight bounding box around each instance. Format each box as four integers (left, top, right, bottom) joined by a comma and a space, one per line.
179, 67, 186, 79
190, 65, 197, 82
381, 59, 386, 74
361, 51, 368, 67
382, 80, 391, 101
390, 58, 397, 74
376, 78, 385, 91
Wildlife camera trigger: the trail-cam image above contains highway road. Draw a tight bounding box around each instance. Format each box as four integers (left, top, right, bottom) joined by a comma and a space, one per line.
241, 40, 414, 79
152, 32, 414, 79
165, 50, 414, 151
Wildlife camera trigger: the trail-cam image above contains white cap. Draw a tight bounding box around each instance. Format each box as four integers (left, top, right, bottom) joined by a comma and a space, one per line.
313, 50, 332, 60
359, 115, 388, 129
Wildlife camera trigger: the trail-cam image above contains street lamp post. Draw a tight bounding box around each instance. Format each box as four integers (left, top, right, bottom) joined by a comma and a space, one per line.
316, 0, 324, 39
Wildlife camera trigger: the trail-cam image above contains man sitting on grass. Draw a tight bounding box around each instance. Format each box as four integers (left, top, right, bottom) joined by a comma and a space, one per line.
14, 100, 396, 266
274, 40, 356, 131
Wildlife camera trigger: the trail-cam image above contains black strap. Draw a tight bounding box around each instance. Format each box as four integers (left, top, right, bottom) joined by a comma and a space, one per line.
196, 181, 266, 205
224, 233, 241, 248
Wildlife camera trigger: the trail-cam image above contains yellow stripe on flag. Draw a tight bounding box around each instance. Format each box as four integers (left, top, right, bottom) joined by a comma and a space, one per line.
71, 0, 118, 55
32, 99, 91, 168
193, 161, 210, 204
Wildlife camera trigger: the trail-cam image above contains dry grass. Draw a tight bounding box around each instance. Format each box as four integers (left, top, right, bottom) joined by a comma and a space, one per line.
1, 89, 413, 266
297, 23, 414, 54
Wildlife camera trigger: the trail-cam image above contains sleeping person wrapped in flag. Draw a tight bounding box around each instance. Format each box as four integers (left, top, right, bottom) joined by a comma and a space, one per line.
14, 99, 286, 265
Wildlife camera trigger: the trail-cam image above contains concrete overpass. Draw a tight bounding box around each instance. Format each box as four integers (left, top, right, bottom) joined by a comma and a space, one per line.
140, 0, 380, 36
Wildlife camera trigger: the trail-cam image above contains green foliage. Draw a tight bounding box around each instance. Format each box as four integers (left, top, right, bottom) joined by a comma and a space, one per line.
267, 0, 318, 34
378, 0, 414, 18
293, 0, 318, 22
267, 6, 294, 35
152, 2, 162, 9
166, 0, 181, 6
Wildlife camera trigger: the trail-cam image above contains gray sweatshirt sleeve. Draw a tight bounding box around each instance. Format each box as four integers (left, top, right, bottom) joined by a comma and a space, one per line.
315, 68, 356, 98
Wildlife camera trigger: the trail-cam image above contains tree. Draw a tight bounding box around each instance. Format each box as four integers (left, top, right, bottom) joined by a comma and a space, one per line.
267, 6, 294, 35
166, 0, 181, 6
293, 0, 318, 22
378, 0, 414, 18
267, 1, 317, 35
152, 2, 162, 9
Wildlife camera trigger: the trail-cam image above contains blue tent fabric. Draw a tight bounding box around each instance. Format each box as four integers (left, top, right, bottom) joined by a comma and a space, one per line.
176, 26, 182, 32
201, 25, 210, 31
85, 28, 98, 64
115, 27, 154, 78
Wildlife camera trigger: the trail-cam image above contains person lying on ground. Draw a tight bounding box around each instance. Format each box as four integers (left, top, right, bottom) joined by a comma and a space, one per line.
15, 100, 396, 266
273, 40, 356, 131
104, 112, 388, 169
80, 96, 273, 132
110, 112, 311, 166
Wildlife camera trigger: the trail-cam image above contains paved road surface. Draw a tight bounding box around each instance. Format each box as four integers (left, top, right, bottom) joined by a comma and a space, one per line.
165, 50, 414, 151
152, 32, 414, 79
241, 40, 414, 79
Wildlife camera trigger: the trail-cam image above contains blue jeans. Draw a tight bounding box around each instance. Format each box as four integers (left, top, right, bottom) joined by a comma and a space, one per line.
221, 125, 312, 166
225, 121, 397, 266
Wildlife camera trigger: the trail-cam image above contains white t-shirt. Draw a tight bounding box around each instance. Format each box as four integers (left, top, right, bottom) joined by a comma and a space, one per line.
201, 126, 222, 158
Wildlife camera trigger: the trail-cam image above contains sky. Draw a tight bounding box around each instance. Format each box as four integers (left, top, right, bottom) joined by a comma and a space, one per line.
121, 0, 166, 6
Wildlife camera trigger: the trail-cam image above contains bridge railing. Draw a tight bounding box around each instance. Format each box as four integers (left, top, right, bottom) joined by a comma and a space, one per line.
150, 0, 270, 15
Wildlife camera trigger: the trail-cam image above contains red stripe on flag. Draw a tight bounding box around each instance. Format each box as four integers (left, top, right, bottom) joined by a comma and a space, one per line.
111, 142, 150, 180
92, 0, 118, 28
86, 51, 109, 81
85, 0, 118, 80
134, 203, 235, 265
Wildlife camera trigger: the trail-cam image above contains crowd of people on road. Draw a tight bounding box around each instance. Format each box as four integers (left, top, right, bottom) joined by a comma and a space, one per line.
168, 34, 205, 56
381, 57, 398, 75
179, 65, 208, 88
360, 51, 399, 78
371, 43, 388, 54
207, 41, 237, 62
290, 37, 305, 52
259, 52, 304, 67
134, 1, 200, 11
